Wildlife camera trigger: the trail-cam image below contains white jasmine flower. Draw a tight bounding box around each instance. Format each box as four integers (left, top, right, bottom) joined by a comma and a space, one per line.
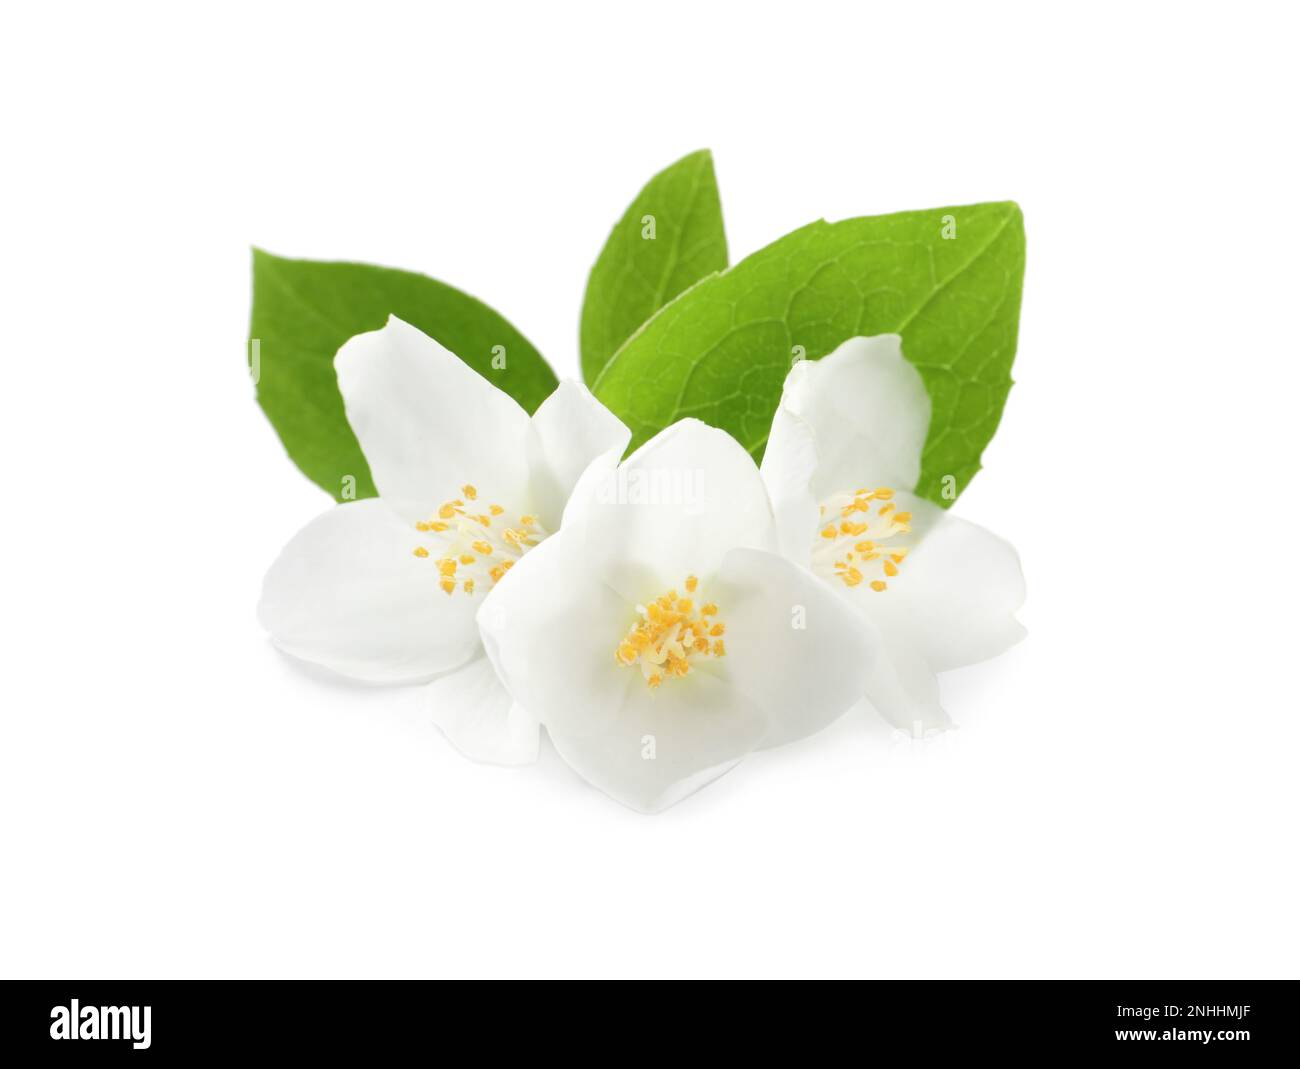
760, 336, 1026, 733
476, 419, 875, 813
258, 316, 630, 764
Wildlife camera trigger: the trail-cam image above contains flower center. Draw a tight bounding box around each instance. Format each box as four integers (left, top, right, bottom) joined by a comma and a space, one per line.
614, 575, 727, 689
812, 487, 912, 592
411, 483, 546, 595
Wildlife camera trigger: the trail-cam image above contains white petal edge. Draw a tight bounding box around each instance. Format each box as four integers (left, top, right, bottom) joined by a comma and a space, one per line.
425, 654, 539, 766
259, 499, 481, 683
572, 418, 777, 598
760, 406, 821, 564
861, 632, 952, 734
335, 316, 532, 523
850, 493, 1026, 673
775, 336, 931, 499
546, 676, 765, 814
708, 547, 876, 749
526, 380, 630, 530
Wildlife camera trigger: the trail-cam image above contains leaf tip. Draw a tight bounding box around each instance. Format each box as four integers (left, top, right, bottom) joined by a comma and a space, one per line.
251, 245, 291, 269
664, 148, 717, 179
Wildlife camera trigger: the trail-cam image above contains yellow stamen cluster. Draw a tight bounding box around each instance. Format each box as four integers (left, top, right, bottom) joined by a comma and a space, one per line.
412, 483, 545, 595
814, 487, 911, 592
614, 575, 727, 689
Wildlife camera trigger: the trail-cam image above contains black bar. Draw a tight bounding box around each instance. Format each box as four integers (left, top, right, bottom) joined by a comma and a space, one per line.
0, 980, 1291, 1058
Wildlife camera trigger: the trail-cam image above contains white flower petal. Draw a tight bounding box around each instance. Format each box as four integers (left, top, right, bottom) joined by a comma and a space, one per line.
854, 493, 1026, 672
759, 407, 821, 562
259, 499, 480, 682
526, 380, 630, 530
425, 654, 539, 766
777, 336, 930, 499
862, 634, 951, 734
547, 674, 766, 814
477, 534, 636, 732
476, 531, 767, 813
709, 547, 875, 748
558, 449, 623, 530
335, 316, 531, 522
575, 419, 777, 597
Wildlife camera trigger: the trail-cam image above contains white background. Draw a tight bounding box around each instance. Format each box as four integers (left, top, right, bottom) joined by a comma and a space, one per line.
2, 1, 1297, 978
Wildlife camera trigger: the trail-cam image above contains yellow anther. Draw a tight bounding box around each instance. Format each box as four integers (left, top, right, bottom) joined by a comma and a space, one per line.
416, 480, 548, 596
712, 640, 726, 657
709, 623, 725, 636
815, 487, 910, 592
616, 577, 727, 689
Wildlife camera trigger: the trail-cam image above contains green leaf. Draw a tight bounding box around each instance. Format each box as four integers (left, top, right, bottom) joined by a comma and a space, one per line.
249, 250, 558, 501
592, 202, 1025, 505
580, 149, 728, 386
